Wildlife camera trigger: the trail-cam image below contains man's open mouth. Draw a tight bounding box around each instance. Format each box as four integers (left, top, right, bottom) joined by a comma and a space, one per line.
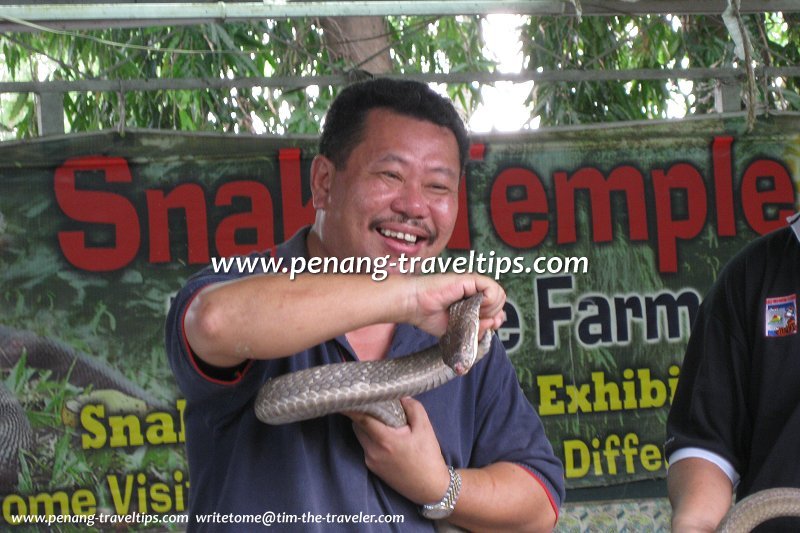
378, 228, 419, 244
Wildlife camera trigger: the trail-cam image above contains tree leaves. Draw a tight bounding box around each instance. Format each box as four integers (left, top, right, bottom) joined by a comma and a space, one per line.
1, 13, 796, 138
520, 13, 799, 126
1, 17, 490, 138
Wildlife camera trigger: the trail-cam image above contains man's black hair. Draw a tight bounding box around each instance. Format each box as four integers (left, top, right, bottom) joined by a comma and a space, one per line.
319, 78, 470, 173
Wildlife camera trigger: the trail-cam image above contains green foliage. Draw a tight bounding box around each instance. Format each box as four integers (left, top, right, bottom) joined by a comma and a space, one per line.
761, 13, 800, 110
0, 16, 490, 139
388, 16, 493, 110
521, 13, 800, 126
2, 13, 797, 138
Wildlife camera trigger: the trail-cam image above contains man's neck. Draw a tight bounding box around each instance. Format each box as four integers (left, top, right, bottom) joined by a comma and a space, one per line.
305, 226, 326, 259
346, 323, 396, 361
305, 226, 398, 360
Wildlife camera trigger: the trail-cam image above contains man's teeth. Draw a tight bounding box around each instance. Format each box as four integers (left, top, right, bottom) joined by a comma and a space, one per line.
380, 228, 418, 243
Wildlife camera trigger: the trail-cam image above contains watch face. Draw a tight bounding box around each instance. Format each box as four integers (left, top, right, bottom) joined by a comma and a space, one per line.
421, 506, 453, 520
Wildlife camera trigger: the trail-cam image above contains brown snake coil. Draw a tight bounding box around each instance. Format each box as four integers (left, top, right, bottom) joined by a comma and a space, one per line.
255, 294, 488, 427
716, 487, 800, 532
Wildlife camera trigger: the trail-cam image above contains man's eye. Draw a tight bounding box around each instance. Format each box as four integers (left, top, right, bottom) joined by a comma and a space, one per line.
429, 183, 453, 193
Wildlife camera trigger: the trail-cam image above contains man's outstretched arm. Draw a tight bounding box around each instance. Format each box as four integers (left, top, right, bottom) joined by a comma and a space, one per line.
183, 272, 505, 368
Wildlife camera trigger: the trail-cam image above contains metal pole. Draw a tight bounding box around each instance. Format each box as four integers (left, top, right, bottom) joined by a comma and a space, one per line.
1, 0, 799, 25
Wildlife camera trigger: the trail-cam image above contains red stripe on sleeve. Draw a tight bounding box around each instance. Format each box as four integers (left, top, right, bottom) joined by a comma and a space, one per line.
179, 287, 253, 386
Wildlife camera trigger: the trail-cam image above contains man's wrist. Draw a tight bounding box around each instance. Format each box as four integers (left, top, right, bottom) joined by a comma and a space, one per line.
420, 466, 462, 520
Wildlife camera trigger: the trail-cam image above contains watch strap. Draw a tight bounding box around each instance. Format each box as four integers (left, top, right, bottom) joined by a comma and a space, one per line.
420, 466, 462, 520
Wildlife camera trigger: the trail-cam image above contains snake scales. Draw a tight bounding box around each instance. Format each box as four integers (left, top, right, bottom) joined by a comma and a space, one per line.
716, 487, 800, 532
255, 294, 489, 427
0, 325, 159, 491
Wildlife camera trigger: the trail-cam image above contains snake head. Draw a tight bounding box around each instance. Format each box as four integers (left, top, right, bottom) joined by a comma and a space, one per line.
452, 360, 470, 377
440, 294, 483, 376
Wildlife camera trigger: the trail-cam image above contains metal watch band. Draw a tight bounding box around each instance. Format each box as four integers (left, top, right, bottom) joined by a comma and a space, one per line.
420, 466, 462, 520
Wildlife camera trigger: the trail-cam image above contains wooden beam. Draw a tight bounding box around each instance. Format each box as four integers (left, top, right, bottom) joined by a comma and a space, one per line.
3, 67, 799, 95
34, 90, 65, 136
0, 0, 798, 34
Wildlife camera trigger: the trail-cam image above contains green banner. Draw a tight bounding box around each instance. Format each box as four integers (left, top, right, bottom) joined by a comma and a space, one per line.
0, 115, 798, 525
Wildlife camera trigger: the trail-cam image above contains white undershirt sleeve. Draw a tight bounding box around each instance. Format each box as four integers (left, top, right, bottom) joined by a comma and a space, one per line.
667, 447, 740, 487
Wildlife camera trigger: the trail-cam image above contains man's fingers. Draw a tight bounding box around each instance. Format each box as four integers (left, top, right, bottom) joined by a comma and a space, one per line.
478, 281, 506, 318
399, 397, 429, 429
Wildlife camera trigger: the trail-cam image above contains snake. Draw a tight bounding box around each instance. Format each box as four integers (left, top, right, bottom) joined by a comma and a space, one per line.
716, 487, 800, 532
0, 325, 161, 492
255, 294, 489, 427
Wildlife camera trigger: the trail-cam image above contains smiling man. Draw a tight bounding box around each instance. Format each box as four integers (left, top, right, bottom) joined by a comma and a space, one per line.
166, 78, 564, 532
310, 107, 456, 265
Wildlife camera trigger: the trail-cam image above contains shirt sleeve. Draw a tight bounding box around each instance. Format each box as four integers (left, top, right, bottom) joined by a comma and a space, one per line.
469, 336, 566, 512
164, 261, 268, 420
667, 447, 740, 486
664, 260, 751, 477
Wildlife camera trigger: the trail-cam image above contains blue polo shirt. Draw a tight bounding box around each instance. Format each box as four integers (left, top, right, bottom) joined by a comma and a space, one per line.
166, 228, 565, 531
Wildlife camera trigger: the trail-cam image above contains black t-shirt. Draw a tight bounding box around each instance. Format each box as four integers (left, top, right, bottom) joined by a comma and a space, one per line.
666, 219, 800, 531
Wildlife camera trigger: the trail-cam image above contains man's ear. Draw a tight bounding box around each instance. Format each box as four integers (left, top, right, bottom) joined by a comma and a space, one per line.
310, 155, 336, 209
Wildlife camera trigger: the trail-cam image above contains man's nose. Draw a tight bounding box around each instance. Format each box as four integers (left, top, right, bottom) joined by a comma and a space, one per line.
390, 182, 428, 218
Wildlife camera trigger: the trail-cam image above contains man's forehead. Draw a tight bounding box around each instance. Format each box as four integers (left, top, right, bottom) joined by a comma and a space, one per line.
363, 108, 455, 139
357, 110, 459, 162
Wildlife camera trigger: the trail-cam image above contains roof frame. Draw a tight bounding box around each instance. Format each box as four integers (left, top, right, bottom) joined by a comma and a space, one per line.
1, 0, 799, 32
3, 67, 800, 95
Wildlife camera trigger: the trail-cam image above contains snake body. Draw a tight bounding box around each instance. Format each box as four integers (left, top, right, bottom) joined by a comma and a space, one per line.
255, 294, 488, 427
0, 325, 159, 491
716, 487, 800, 532
0, 382, 32, 491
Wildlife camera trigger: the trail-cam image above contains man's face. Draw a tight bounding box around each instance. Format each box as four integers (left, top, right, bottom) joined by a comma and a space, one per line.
310, 108, 461, 265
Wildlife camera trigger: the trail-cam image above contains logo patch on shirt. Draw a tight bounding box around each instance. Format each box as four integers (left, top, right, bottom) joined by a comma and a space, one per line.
765, 294, 797, 337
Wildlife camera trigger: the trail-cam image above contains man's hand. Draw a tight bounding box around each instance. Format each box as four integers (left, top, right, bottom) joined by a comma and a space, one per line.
349, 398, 558, 532
348, 397, 451, 504
408, 273, 506, 342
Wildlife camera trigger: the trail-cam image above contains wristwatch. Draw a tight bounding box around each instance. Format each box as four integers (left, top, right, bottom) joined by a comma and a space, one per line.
420, 466, 462, 520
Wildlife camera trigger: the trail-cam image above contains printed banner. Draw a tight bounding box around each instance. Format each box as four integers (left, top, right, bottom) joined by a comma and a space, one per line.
0, 115, 798, 525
